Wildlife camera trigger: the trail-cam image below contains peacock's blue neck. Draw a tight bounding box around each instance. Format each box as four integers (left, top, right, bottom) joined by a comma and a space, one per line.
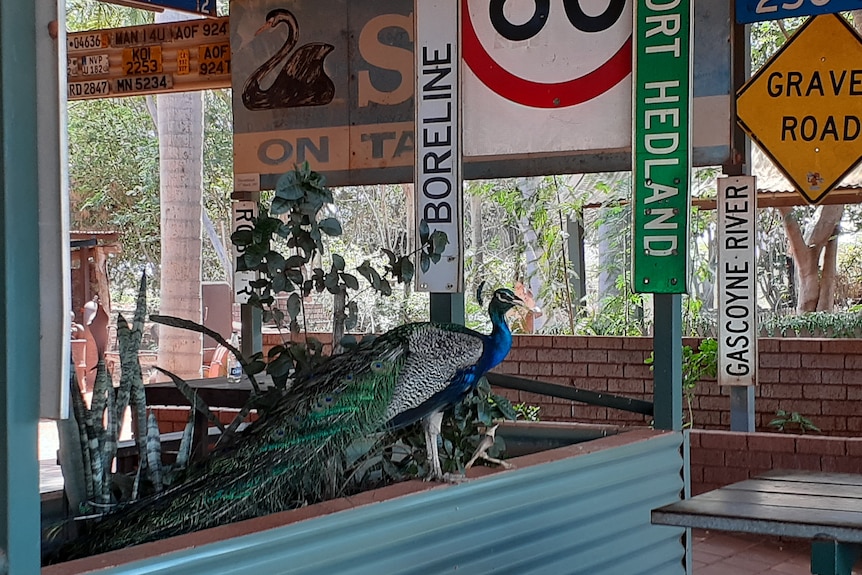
479, 307, 513, 373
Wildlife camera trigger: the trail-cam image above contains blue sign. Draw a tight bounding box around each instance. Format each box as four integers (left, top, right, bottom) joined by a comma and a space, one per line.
736, 0, 862, 24
103, 0, 217, 17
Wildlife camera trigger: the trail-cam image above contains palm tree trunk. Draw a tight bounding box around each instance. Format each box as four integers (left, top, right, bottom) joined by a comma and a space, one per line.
155, 10, 204, 380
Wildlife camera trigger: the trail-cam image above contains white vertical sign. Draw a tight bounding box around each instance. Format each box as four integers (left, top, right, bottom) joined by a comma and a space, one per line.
718, 176, 758, 386
414, 0, 463, 293
232, 200, 258, 304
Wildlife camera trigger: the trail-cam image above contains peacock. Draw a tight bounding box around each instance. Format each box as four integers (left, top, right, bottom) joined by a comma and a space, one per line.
55, 288, 527, 560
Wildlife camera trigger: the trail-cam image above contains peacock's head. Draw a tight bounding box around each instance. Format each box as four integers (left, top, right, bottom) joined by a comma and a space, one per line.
489, 288, 529, 315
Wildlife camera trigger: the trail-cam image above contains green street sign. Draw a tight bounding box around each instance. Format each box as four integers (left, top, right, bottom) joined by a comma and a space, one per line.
632, 0, 692, 294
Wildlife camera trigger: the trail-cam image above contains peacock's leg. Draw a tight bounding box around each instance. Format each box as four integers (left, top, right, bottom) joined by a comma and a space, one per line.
423, 410, 444, 480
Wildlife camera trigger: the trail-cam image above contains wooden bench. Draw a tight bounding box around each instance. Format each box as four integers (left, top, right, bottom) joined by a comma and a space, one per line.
652, 470, 862, 575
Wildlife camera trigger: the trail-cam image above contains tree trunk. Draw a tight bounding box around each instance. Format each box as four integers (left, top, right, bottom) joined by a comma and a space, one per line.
778, 205, 843, 313
516, 178, 546, 331
155, 10, 204, 380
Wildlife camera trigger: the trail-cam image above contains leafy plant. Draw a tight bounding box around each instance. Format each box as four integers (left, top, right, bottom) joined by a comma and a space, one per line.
58, 274, 195, 516
768, 409, 821, 434
645, 337, 718, 428
230, 162, 448, 386
760, 311, 862, 338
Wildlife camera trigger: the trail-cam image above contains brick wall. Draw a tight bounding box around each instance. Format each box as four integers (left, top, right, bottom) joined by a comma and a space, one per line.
691, 429, 862, 494
496, 335, 862, 436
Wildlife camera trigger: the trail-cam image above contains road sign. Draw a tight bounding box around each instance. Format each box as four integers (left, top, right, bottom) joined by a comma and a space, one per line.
414, 0, 463, 294
66, 16, 229, 100
231, 0, 733, 188
736, 0, 861, 24
632, 0, 692, 294
101, 1, 217, 17
736, 15, 862, 204
718, 176, 757, 386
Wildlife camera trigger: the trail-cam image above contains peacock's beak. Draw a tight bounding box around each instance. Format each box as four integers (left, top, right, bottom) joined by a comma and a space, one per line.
254, 22, 271, 35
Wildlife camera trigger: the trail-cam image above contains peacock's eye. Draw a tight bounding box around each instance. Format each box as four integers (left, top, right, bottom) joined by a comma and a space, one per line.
370, 361, 385, 373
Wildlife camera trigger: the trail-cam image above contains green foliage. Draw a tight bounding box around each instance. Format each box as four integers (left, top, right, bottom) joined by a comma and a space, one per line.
646, 338, 718, 428
63, 274, 194, 516
231, 162, 447, 386
768, 409, 821, 434
356, 378, 520, 483
760, 311, 862, 338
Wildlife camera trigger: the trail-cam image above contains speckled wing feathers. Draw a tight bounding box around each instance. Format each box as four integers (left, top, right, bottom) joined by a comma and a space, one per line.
384, 324, 483, 421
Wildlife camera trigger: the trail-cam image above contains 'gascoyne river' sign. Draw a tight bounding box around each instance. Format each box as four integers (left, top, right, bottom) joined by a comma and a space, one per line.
718, 176, 757, 386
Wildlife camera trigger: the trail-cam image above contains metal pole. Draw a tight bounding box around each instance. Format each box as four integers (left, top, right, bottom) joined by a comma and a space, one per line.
430, 293, 465, 325
0, 1, 43, 570
653, 294, 683, 431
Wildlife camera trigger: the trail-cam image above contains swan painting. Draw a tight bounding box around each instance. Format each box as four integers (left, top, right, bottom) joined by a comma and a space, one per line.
241, 8, 335, 111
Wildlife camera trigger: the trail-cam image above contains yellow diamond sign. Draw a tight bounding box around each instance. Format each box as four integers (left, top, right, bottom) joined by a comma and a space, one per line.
737, 15, 862, 204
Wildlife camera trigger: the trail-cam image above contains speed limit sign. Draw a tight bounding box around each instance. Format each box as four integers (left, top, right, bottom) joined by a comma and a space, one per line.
462, 0, 633, 158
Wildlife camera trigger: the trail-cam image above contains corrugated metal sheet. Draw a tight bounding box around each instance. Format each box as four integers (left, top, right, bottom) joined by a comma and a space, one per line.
89, 432, 687, 575
753, 144, 862, 193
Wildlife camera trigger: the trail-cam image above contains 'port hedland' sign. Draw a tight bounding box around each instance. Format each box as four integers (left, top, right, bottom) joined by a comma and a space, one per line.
632, 0, 692, 294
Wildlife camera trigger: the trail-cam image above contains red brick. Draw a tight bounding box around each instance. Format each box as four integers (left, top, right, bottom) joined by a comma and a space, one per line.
848, 385, 862, 401
607, 378, 646, 394
779, 369, 821, 384
725, 450, 773, 470
587, 363, 623, 378
540, 348, 573, 363
551, 362, 587, 377
703, 466, 751, 486
624, 337, 654, 350
842, 369, 862, 383
623, 364, 653, 379
757, 368, 781, 383
772, 452, 823, 470
695, 396, 727, 411
519, 391, 546, 405
519, 361, 553, 377
607, 349, 649, 365
846, 439, 862, 457
822, 400, 859, 416
758, 339, 780, 352
550, 336, 589, 349
698, 430, 749, 450
747, 433, 796, 453
494, 362, 519, 375
689, 465, 704, 484
777, 399, 822, 415
508, 348, 537, 362
820, 370, 844, 384
821, 340, 862, 354
821, 456, 862, 474
515, 335, 554, 348
779, 339, 821, 353
803, 385, 846, 400
801, 353, 845, 369
844, 357, 862, 369
760, 353, 799, 369
816, 416, 847, 433
588, 336, 623, 349
690, 447, 722, 466
576, 350, 609, 363
688, 431, 702, 448
539, 403, 574, 419
796, 436, 847, 456
759, 384, 803, 399
848, 418, 862, 432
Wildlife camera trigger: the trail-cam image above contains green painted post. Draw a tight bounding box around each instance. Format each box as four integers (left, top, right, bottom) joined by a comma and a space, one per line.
0, 1, 43, 571
811, 540, 859, 575
632, 0, 691, 431
653, 294, 683, 431
430, 293, 465, 325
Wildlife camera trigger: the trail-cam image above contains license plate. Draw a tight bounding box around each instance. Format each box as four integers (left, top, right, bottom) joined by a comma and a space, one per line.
113, 74, 173, 95
79, 54, 110, 76
68, 79, 110, 100
121, 46, 163, 75
68, 33, 109, 51
198, 43, 230, 75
